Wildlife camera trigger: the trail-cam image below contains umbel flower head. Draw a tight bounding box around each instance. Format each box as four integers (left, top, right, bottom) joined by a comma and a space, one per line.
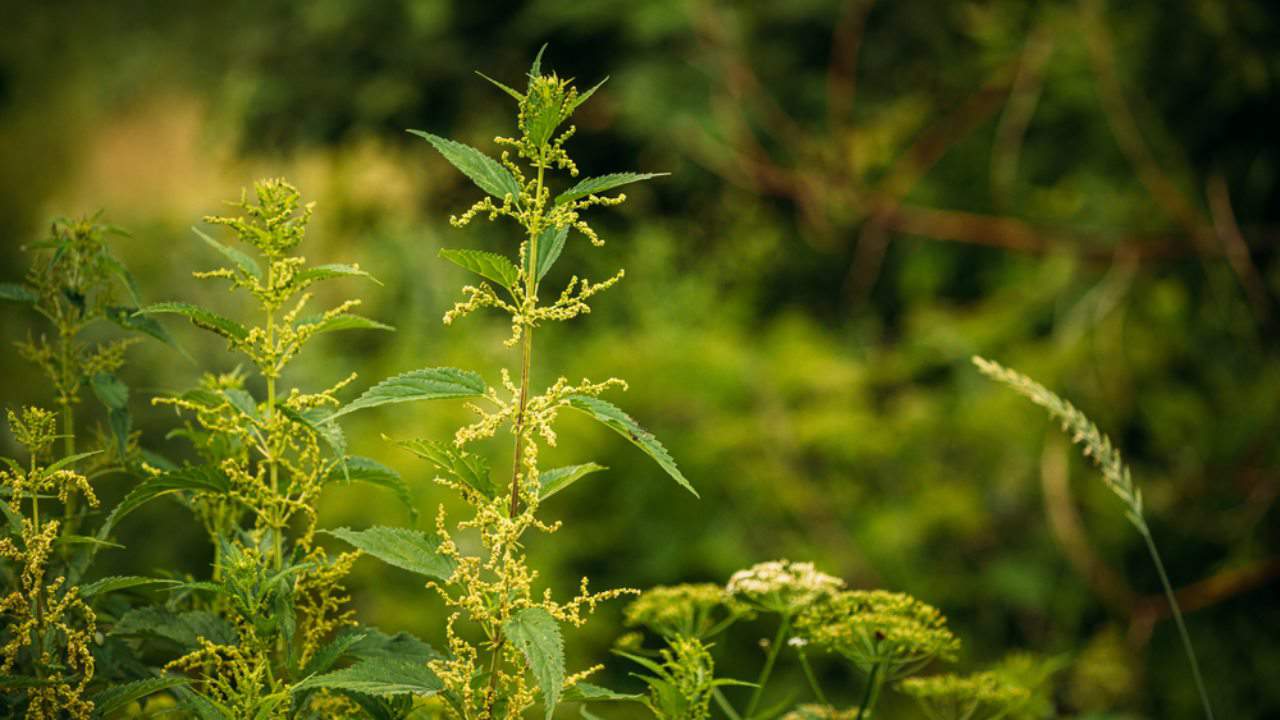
897, 671, 1030, 720
795, 590, 960, 679
725, 560, 844, 615
625, 583, 750, 639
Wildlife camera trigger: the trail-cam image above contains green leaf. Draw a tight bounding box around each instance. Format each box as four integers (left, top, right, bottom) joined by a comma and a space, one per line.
282, 407, 347, 461
323, 526, 455, 581
41, 450, 102, 476
222, 388, 260, 421
438, 248, 519, 290
503, 607, 564, 720
112, 608, 237, 647
294, 658, 443, 697
296, 263, 382, 287
349, 628, 442, 664
100, 465, 230, 538
0, 282, 37, 303
298, 313, 395, 336
570, 77, 608, 113
538, 463, 607, 501
407, 130, 521, 200
299, 630, 367, 679
90, 373, 128, 410
397, 438, 496, 499
477, 71, 523, 101
329, 367, 486, 421
80, 575, 179, 598
323, 456, 416, 521
555, 172, 668, 205
106, 306, 189, 358
56, 535, 123, 550
533, 225, 569, 283
91, 373, 131, 457
562, 682, 644, 703
92, 676, 189, 717
193, 226, 261, 280
0, 675, 56, 689
564, 396, 697, 497
139, 302, 249, 342
529, 44, 547, 79
100, 254, 143, 306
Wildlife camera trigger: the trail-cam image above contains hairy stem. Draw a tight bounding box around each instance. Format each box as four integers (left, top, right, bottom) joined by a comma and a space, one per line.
855, 662, 883, 720
265, 263, 282, 571
1139, 522, 1215, 720
746, 614, 791, 718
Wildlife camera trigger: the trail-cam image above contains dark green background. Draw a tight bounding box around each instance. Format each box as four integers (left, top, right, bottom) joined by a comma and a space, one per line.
2, 1, 1277, 717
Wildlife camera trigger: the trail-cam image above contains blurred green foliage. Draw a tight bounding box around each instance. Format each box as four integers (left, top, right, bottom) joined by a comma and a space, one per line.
1, 1, 1277, 717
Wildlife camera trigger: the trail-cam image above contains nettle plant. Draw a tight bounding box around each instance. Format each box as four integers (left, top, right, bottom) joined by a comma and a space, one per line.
0, 49, 1219, 720
302, 49, 698, 719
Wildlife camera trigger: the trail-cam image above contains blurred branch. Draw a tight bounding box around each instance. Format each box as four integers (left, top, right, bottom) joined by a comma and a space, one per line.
991, 23, 1055, 209
1207, 174, 1273, 322
1129, 556, 1280, 646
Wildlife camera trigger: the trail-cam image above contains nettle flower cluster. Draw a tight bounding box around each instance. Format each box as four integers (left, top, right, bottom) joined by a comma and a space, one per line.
617, 559, 1034, 720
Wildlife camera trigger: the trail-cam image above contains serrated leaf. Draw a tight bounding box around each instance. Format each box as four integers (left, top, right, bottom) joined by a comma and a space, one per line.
533, 225, 569, 283
0, 282, 37, 303
80, 575, 179, 598
323, 456, 416, 521
298, 313, 395, 336
293, 658, 443, 697
504, 607, 564, 720
193, 226, 261, 280
565, 396, 697, 497
92, 676, 189, 717
329, 367, 486, 421
323, 527, 455, 581
112, 608, 236, 647
555, 172, 668, 205
439, 248, 519, 290
397, 438, 496, 499
407, 130, 521, 200
299, 630, 367, 679
538, 463, 607, 501
139, 302, 249, 342
100, 254, 143, 306
296, 263, 382, 287
100, 465, 230, 538
106, 306, 189, 358
562, 682, 643, 703
477, 71, 523, 101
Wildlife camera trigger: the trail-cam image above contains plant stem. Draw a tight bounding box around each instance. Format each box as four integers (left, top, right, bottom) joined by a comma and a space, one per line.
855, 662, 883, 720
746, 614, 791, 718
797, 649, 829, 707
265, 262, 282, 571
1138, 522, 1215, 720
507, 157, 546, 520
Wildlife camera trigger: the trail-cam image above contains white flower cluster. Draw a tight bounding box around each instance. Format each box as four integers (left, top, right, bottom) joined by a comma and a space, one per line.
725, 560, 844, 614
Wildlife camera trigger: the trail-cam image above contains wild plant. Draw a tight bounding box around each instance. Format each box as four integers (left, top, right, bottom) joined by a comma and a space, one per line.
302, 49, 697, 719
617, 562, 1034, 720
119, 179, 410, 717
0, 221, 188, 718
972, 356, 1215, 720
